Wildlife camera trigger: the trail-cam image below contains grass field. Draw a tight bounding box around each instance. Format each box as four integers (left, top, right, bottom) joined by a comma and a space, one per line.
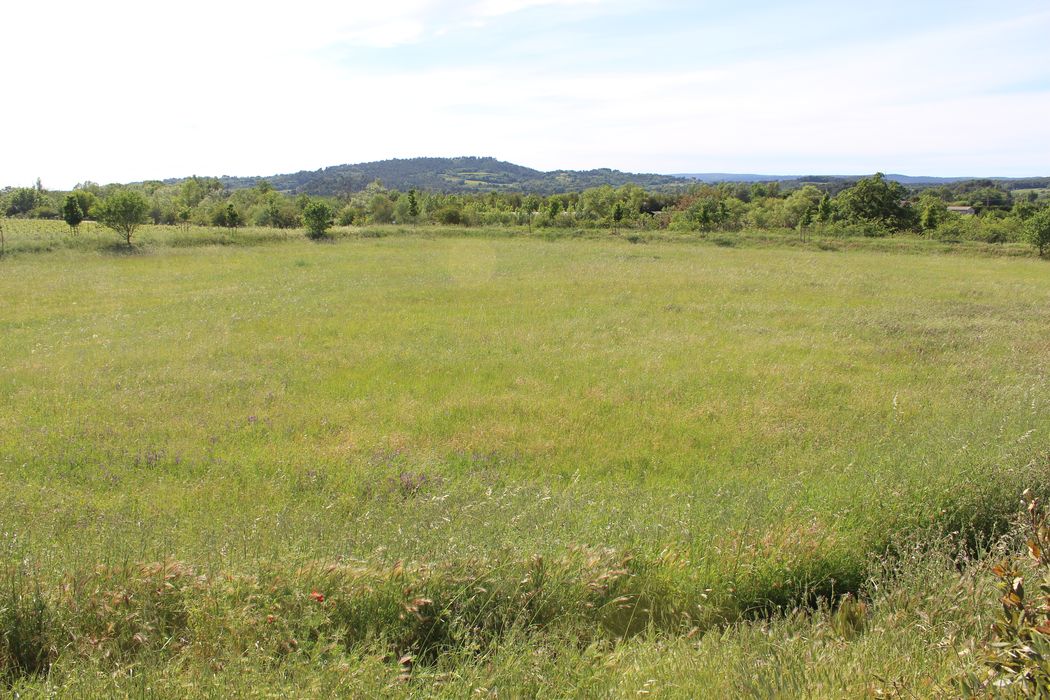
1, 222, 1049, 695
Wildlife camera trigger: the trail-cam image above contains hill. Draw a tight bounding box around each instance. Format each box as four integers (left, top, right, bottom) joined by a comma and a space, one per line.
206, 157, 688, 195
148, 159, 1050, 196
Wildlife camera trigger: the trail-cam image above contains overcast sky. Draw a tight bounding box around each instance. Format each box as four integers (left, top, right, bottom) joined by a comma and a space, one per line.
4, 0, 1049, 189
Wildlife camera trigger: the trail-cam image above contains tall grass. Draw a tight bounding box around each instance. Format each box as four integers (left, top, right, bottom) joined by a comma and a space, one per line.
1, 223, 1049, 693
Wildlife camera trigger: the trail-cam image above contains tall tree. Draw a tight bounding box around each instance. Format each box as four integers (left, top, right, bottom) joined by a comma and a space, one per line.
407, 189, 419, 220
96, 189, 149, 246
522, 194, 540, 232
1025, 207, 1050, 256
62, 194, 84, 234
71, 190, 97, 219
917, 192, 948, 232
6, 188, 38, 215
835, 173, 914, 231
816, 193, 833, 223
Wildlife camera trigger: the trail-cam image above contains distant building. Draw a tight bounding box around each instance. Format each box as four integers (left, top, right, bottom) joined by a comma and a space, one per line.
947, 206, 976, 215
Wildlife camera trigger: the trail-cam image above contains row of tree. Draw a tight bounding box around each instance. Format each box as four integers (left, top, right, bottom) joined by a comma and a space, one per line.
3, 173, 1049, 254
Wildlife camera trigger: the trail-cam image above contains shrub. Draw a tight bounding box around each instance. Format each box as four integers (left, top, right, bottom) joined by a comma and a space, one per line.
212, 203, 242, 229
435, 206, 463, 226
968, 490, 1050, 694
932, 216, 1021, 244
302, 200, 334, 239
337, 204, 361, 227
251, 196, 301, 229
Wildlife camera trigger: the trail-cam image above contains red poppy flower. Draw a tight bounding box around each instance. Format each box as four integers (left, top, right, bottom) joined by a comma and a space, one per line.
310, 591, 325, 603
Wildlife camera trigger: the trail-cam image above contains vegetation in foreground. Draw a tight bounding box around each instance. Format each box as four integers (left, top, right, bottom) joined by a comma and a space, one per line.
4, 169, 1050, 257
1, 229, 1049, 695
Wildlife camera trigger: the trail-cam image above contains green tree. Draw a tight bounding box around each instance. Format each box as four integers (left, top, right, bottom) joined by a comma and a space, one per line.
68, 190, 97, 220
963, 186, 1011, 213
835, 173, 914, 232
917, 192, 948, 232
368, 194, 394, 224
1025, 207, 1050, 256
407, 189, 419, 219
781, 185, 822, 229
96, 189, 149, 246
74, 181, 104, 197
212, 203, 242, 228
547, 199, 561, 220
62, 194, 84, 234
6, 187, 38, 215
179, 176, 222, 209
258, 194, 300, 229
797, 206, 813, 239
521, 194, 540, 232
816, 193, 833, 223
1011, 199, 1038, 222
302, 200, 333, 239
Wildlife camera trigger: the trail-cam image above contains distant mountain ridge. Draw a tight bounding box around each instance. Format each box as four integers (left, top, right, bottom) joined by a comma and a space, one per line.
677, 173, 984, 185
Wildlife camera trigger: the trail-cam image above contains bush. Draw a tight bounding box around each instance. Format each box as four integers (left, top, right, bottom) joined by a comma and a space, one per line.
27, 204, 59, 220
435, 206, 463, 226
931, 216, 1022, 244
972, 219, 1018, 244
302, 200, 334, 239
250, 197, 300, 229
931, 218, 969, 242
212, 203, 242, 229
337, 204, 362, 227
967, 490, 1050, 694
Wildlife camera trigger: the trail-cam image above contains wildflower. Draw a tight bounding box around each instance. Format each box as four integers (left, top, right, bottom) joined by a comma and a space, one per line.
310, 590, 325, 603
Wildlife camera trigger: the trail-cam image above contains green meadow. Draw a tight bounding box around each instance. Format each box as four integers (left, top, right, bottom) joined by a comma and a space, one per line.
1, 223, 1048, 695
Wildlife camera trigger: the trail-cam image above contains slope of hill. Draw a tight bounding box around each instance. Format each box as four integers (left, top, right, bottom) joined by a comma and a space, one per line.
209, 157, 688, 195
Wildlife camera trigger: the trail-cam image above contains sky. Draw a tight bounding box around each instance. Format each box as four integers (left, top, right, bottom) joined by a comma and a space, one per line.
3, 0, 1050, 189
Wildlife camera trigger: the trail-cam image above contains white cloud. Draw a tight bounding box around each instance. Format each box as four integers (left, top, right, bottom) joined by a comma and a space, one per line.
1, 2, 1048, 187
469, 0, 603, 19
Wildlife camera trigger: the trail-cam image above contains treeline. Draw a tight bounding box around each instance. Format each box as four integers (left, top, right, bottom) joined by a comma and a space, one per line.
3, 173, 1049, 251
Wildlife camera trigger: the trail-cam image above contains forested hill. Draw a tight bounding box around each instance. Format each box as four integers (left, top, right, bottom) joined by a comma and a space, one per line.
194, 157, 688, 195
152, 158, 1050, 196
